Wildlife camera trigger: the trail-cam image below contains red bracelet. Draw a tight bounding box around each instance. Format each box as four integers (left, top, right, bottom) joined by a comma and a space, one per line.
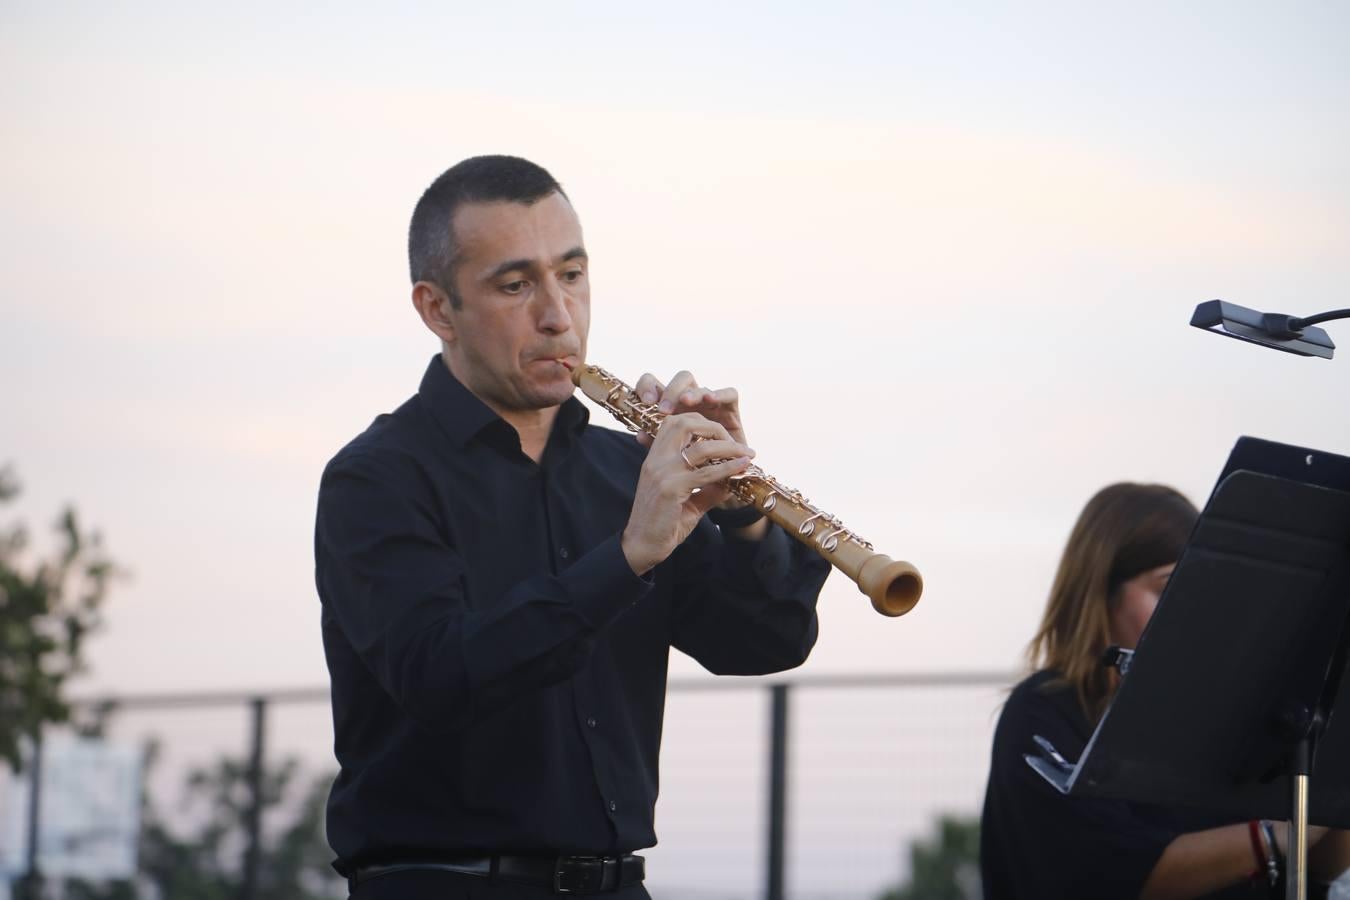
1247, 819, 1266, 880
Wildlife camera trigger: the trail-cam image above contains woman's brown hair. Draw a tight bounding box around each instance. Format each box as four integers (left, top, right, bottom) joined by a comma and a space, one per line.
1027, 482, 1198, 721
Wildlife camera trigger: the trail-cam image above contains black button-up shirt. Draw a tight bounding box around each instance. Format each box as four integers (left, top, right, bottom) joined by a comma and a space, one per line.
315, 356, 829, 870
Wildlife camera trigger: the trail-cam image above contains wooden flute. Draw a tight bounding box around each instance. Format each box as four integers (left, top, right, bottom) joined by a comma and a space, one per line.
567, 362, 922, 617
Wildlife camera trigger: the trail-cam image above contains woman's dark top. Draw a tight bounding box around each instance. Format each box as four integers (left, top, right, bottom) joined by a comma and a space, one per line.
980, 669, 1299, 900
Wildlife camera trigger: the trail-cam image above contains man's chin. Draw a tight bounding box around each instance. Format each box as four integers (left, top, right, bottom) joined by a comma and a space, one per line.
520, 377, 576, 410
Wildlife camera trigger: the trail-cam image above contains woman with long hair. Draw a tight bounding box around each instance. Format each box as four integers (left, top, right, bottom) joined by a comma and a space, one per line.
980, 483, 1349, 899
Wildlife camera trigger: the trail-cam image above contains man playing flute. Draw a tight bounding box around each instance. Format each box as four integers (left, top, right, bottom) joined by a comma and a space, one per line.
314, 155, 829, 899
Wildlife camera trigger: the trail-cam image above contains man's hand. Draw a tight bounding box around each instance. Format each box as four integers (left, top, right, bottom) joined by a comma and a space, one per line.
633, 370, 749, 449
620, 412, 755, 575
631, 370, 762, 527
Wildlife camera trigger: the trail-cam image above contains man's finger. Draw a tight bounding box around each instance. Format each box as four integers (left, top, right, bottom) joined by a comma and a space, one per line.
658, 370, 699, 413
703, 387, 739, 408
679, 438, 754, 468
672, 388, 719, 412
689, 484, 731, 516
683, 456, 753, 488
656, 412, 733, 446
634, 373, 666, 406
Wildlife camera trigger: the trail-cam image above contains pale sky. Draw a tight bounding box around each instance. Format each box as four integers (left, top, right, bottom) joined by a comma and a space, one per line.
3, 1, 1349, 699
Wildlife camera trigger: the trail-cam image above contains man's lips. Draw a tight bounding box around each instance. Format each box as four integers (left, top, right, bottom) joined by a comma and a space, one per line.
532, 354, 578, 370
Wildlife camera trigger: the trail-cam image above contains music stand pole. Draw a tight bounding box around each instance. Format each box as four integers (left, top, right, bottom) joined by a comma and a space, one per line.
1288, 728, 1314, 900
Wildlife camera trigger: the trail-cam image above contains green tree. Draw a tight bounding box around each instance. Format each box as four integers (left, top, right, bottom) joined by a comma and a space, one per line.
878, 815, 982, 900
0, 465, 115, 771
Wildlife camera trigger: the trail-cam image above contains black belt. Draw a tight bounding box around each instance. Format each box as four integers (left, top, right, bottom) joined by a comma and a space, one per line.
347, 853, 645, 895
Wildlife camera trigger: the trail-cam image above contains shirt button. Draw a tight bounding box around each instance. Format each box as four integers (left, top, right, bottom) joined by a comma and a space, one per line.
559, 547, 570, 559
609, 800, 617, 812
587, 717, 597, 729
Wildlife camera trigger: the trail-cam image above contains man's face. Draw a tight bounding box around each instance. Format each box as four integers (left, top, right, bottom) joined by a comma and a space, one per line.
442, 192, 589, 413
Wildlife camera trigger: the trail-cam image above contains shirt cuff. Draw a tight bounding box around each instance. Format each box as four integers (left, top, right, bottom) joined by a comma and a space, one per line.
565, 533, 656, 629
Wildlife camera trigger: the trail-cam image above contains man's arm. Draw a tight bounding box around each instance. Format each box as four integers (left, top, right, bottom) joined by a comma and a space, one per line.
667, 519, 829, 675
316, 450, 651, 732
622, 368, 829, 673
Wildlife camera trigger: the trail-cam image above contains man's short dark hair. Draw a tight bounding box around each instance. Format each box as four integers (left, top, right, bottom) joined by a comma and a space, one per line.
408, 155, 566, 307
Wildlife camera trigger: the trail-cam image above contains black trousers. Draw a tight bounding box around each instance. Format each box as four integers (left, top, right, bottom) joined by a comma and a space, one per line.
348, 868, 653, 900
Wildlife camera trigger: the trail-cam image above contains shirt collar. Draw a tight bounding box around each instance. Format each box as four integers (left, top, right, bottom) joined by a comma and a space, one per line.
417, 355, 590, 450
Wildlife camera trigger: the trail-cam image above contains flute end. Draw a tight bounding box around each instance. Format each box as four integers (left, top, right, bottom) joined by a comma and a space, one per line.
859, 555, 923, 617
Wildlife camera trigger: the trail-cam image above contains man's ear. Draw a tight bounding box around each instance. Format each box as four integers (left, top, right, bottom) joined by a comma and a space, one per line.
412, 281, 456, 343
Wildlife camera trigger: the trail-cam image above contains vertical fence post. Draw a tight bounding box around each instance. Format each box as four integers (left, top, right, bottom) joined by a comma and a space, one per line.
766, 683, 790, 900
240, 696, 267, 900
16, 729, 43, 900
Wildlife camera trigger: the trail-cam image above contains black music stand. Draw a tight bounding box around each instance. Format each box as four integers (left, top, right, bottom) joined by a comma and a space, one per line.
1026, 437, 1350, 899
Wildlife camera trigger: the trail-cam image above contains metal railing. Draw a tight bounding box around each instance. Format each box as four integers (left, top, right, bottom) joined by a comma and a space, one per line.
11, 671, 1013, 900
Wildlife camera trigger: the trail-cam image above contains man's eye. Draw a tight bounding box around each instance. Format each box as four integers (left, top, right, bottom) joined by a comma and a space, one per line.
561, 269, 584, 283
501, 280, 527, 294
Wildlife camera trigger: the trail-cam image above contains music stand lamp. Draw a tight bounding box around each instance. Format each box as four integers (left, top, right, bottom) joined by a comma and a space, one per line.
1191, 300, 1346, 359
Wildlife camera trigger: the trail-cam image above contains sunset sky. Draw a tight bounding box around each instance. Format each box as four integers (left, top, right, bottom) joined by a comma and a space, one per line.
6, 4, 1350, 894
4, 0, 1348, 696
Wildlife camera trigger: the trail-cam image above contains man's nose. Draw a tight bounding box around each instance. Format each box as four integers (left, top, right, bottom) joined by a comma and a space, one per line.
535, 275, 574, 333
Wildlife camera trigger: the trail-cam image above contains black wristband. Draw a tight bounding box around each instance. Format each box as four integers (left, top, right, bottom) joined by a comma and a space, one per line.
708, 503, 764, 530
